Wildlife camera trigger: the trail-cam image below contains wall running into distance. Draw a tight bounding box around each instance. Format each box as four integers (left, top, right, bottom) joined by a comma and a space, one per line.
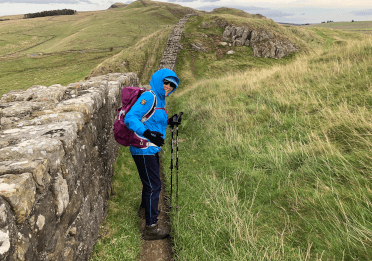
159, 13, 196, 71
0, 11, 195, 260
0, 73, 139, 260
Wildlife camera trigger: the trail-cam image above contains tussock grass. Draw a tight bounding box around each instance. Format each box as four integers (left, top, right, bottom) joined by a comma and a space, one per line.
165, 37, 372, 260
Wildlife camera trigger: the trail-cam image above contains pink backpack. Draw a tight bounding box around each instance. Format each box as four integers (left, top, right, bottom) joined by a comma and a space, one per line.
113, 86, 156, 148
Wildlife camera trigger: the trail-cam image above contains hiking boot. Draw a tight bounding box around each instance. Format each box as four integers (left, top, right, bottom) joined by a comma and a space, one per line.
144, 221, 169, 240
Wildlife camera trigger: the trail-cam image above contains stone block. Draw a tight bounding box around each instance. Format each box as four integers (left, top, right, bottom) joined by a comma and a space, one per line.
0, 137, 65, 172
0, 173, 36, 224
235, 27, 244, 37
52, 173, 69, 217
0, 197, 16, 260
241, 29, 250, 43
29, 190, 57, 253
234, 40, 243, 46
250, 30, 258, 42
0, 121, 79, 153
15, 112, 85, 133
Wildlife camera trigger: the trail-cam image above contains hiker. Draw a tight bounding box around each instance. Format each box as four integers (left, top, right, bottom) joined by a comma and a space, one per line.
124, 68, 182, 240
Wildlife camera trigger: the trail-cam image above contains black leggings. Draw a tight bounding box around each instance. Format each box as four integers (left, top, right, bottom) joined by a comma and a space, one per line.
132, 153, 160, 226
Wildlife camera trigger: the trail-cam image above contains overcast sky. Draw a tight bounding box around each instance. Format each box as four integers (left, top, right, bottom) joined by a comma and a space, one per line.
0, 0, 371, 24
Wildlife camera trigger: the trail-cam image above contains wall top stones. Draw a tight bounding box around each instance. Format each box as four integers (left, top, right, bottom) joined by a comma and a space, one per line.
1, 73, 138, 130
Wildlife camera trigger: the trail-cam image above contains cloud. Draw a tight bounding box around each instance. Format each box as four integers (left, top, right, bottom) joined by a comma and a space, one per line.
197, 4, 293, 18
352, 9, 372, 16
0, 0, 92, 3
167, 0, 199, 2
260, 10, 295, 17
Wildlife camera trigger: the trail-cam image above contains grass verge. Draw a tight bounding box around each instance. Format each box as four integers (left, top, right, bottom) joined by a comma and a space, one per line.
163, 38, 372, 260
89, 147, 142, 261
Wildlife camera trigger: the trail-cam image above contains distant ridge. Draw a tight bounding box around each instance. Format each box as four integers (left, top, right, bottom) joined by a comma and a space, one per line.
209, 7, 267, 19
108, 2, 128, 9
277, 22, 316, 26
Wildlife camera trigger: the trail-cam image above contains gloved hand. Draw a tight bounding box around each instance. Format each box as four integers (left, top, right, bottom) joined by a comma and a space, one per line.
168, 112, 183, 128
143, 129, 165, 147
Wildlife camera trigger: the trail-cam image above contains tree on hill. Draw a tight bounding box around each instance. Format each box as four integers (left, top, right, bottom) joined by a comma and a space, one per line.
24, 9, 76, 19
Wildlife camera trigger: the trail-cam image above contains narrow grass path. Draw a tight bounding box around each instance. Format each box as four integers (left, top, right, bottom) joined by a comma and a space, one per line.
91, 13, 192, 260
138, 13, 193, 260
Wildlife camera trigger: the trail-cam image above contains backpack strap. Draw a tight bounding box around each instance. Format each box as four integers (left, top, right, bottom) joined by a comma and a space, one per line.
141, 90, 157, 123
155, 107, 168, 115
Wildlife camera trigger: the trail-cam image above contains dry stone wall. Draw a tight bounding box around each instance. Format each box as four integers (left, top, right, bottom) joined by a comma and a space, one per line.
0, 73, 139, 260
159, 13, 197, 71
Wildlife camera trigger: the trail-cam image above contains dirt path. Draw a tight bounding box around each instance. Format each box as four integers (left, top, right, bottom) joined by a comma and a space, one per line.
138, 155, 174, 261
137, 13, 196, 261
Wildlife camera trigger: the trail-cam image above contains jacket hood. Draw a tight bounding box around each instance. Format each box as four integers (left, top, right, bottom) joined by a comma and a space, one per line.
149, 69, 179, 107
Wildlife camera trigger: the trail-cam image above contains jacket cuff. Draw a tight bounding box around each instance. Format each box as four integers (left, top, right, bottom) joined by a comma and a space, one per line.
137, 126, 148, 136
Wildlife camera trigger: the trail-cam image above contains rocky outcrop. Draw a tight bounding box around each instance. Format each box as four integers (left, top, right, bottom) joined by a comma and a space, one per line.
222, 25, 299, 58
0, 73, 139, 260
159, 13, 197, 71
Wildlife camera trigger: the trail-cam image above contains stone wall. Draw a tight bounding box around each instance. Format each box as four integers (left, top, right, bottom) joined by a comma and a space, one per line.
159, 13, 197, 71
0, 73, 139, 260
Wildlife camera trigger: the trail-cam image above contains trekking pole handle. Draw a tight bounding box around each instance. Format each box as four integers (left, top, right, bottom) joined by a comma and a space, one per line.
176, 112, 183, 122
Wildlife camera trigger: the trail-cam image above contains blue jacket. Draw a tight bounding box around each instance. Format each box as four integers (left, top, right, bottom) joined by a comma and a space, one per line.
124, 69, 179, 155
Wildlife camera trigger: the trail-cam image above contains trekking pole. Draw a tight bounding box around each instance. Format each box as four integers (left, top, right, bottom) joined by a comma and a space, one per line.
175, 112, 183, 210
169, 125, 174, 209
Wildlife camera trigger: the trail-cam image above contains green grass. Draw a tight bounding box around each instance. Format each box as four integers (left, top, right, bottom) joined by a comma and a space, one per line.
163, 37, 372, 260
0, 0, 189, 97
0, 51, 117, 96
306, 21, 372, 30
3, 2, 372, 260
89, 147, 142, 261
87, 26, 173, 85
174, 14, 364, 87
305, 21, 372, 36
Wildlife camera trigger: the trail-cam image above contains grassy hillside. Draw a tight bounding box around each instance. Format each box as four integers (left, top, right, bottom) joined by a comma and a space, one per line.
89, 8, 372, 260
86, 26, 173, 85
175, 12, 366, 87
0, 0, 195, 97
165, 34, 372, 260
2, 2, 372, 260
305, 21, 372, 36
88, 9, 372, 260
